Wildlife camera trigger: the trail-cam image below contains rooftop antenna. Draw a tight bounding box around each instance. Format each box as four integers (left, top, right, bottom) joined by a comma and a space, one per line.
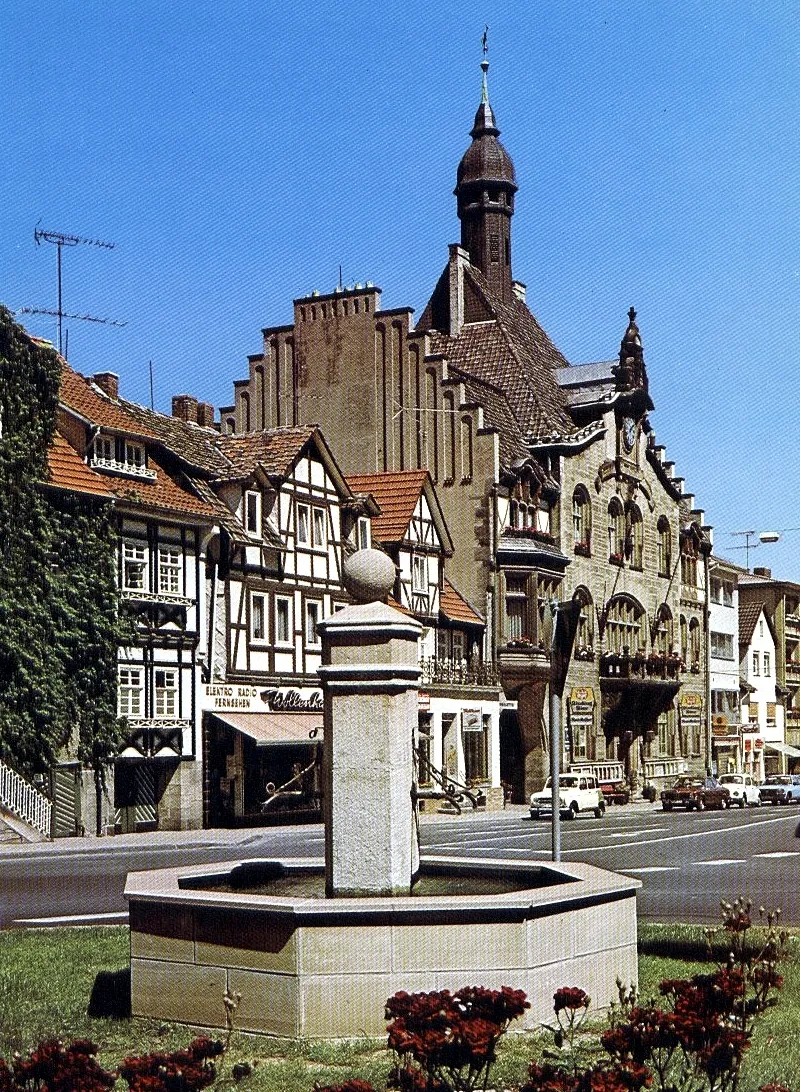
730, 529, 758, 570
32, 222, 122, 356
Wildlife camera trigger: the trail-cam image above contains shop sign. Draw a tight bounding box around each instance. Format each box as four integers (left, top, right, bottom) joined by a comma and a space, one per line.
202, 684, 322, 713
462, 709, 483, 732
419, 691, 431, 709
680, 692, 703, 725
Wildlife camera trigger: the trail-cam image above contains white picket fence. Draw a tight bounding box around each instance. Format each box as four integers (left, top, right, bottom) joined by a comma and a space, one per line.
0, 760, 52, 837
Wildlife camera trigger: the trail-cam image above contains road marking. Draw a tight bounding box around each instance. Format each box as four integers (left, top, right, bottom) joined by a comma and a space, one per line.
11, 912, 129, 928
603, 827, 670, 838
756, 851, 800, 859
694, 859, 747, 866
562, 810, 799, 856
623, 866, 679, 874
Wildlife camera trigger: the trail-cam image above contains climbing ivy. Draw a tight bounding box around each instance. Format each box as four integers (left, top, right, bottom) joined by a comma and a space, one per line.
0, 306, 132, 811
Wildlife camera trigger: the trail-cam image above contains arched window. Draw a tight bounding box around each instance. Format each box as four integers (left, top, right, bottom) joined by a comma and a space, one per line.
657, 516, 672, 576
572, 586, 594, 654
608, 498, 625, 562
689, 617, 701, 670
627, 503, 643, 569
572, 486, 592, 555
443, 391, 456, 481
239, 391, 251, 433
680, 615, 688, 663
604, 595, 645, 655
425, 369, 438, 480
681, 537, 698, 588
655, 604, 673, 655
460, 415, 473, 481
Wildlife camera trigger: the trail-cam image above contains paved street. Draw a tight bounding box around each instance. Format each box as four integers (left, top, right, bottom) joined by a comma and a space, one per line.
2, 802, 799, 928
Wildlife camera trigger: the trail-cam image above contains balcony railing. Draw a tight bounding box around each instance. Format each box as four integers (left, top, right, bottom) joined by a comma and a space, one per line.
600, 651, 685, 680
0, 759, 51, 837
90, 455, 157, 481
419, 657, 499, 688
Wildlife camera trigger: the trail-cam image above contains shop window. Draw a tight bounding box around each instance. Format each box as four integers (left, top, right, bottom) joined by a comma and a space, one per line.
119, 667, 143, 717
462, 712, 488, 781
154, 669, 177, 717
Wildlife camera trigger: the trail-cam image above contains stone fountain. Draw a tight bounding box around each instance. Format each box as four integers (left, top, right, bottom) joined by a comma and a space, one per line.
125, 550, 639, 1038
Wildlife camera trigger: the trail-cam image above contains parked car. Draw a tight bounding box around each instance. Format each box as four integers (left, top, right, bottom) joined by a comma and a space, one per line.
529, 774, 606, 820
660, 777, 730, 811
758, 774, 800, 806
718, 773, 761, 808
598, 779, 630, 805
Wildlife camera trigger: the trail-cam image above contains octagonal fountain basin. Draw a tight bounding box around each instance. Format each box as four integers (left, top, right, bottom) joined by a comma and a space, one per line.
125, 855, 640, 1040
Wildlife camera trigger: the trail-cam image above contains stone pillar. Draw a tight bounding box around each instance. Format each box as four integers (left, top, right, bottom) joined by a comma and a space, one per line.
318, 550, 422, 898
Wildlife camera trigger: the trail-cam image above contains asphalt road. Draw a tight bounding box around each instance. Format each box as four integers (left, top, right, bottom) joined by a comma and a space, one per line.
2, 802, 799, 928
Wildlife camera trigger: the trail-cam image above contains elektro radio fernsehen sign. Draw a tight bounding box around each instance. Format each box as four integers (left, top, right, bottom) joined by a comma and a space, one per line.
202, 684, 323, 713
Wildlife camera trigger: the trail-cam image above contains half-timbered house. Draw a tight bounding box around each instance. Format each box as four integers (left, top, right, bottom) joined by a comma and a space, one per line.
346, 469, 502, 806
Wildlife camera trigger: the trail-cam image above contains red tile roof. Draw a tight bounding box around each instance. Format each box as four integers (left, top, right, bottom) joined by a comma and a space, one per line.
214, 426, 320, 480
46, 432, 113, 498
440, 578, 483, 625
346, 469, 430, 543
739, 601, 765, 647
107, 448, 218, 520
59, 365, 158, 438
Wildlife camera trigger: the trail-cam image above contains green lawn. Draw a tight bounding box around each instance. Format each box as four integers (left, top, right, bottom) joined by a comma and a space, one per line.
0, 923, 797, 1091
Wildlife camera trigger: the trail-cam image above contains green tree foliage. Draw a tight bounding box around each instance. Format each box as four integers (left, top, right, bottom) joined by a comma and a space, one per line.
0, 305, 132, 796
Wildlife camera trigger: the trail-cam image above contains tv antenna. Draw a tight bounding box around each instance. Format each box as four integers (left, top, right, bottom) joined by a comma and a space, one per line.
31, 222, 123, 356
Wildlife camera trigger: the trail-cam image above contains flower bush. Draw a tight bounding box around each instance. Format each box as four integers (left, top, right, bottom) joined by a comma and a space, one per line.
0, 1036, 224, 1092
384, 985, 529, 1091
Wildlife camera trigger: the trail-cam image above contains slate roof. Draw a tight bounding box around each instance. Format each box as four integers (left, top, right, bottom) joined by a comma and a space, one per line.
440, 577, 483, 625
46, 432, 113, 498
346, 469, 431, 543
739, 601, 765, 647
118, 397, 228, 475
421, 261, 577, 454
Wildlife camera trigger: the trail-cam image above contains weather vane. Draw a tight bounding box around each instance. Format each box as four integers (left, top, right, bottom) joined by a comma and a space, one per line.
482, 24, 489, 57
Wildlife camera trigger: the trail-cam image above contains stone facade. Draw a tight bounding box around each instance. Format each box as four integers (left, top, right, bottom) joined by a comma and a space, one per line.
224, 61, 713, 798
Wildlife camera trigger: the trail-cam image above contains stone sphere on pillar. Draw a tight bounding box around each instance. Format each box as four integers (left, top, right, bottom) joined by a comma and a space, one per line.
342, 548, 396, 604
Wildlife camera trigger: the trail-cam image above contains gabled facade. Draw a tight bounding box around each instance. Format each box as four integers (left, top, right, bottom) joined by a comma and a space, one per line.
223, 57, 713, 799
708, 557, 743, 774
739, 599, 784, 781
56, 367, 219, 832
346, 469, 501, 802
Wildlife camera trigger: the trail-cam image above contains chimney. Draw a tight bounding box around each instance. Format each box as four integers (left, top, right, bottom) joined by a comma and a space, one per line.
512, 280, 527, 303
753, 567, 772, 579
196, 402, 215, 428
172, 394, 198, 423
93, 372, 119, 399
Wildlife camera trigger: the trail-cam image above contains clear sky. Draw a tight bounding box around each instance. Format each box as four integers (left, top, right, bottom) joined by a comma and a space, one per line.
4, 1, 800, 577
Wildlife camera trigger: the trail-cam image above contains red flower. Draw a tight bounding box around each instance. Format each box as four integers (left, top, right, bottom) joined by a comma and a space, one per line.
553, 987, 590, 1013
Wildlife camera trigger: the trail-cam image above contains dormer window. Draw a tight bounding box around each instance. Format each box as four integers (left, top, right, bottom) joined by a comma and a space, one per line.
91, 432, 156, 480
245, 490, 261, 536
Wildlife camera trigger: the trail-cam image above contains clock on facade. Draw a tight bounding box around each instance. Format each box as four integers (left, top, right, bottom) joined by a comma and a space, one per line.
622, 416, 637, 453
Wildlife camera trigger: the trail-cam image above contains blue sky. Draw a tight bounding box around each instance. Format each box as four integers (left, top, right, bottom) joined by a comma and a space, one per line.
4, 1, 800, 577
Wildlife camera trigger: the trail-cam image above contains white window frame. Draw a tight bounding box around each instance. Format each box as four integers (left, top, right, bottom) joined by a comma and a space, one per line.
154, 668, 177, 717
158, 546, 181, 595
763, 651, 771, 677
122, 541, 148, 591
95, 434, 115, 462
125, 441, 145, 469
752, 652, 760, 676
251, 592, 267, 643
119, 667, 143, 717
412, 554, 427, 593
275, 596, 292, 645
296, 503, 310, 545
245, 490, 261, 536
305, 600, 322, 647
356, 517, 371, 551
312, 506, 327, 549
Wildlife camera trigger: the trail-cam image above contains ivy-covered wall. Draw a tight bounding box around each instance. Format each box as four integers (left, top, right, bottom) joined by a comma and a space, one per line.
0, 305, 131, 785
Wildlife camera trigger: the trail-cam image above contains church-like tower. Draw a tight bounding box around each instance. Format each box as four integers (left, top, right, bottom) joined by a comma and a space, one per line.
455, 56, 518, 303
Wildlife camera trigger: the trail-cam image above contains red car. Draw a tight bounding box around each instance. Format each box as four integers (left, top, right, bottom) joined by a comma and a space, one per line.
660, 777, 730, 812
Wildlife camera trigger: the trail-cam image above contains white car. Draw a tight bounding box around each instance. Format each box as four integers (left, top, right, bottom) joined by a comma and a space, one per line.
529, 774, 605, 820
718, 773, 761, 808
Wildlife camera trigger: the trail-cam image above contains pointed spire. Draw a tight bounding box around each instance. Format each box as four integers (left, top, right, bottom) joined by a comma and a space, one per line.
615, 306, 648, 392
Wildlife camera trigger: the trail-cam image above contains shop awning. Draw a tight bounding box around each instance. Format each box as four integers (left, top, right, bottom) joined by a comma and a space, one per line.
210, 711, 323, 747
765, 742, 800, 758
